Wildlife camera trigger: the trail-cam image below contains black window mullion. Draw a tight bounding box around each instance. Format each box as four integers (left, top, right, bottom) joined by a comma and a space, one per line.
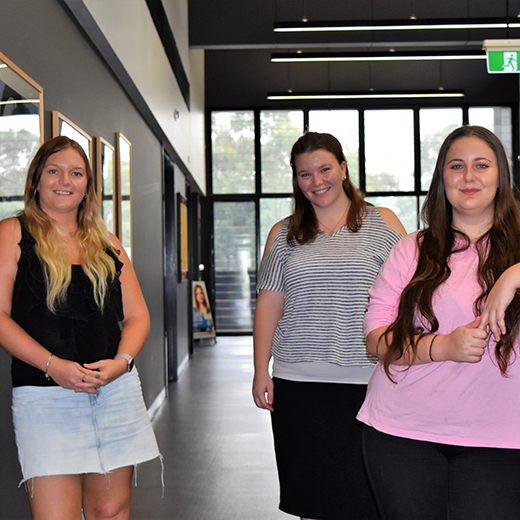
414, 107, 422, 230
254, 109, 262, 270
303, 109, 309, 133
358, 109, 366, 193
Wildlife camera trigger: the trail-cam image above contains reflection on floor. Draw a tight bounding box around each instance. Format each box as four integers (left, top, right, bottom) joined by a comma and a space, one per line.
131, 336, 288, 520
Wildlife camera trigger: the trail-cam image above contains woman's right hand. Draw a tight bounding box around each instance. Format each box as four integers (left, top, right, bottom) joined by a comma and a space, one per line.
46, 356, 101, 394
252, 371, 274, 412
434, 317, 488, 363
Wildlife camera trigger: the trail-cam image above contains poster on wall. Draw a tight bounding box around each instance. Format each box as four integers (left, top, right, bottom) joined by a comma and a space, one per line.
177, 193, 188, 282
192, 281, 216, 340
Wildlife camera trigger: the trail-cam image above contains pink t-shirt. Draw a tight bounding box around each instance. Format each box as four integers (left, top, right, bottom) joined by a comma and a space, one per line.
357, 231, 520, 449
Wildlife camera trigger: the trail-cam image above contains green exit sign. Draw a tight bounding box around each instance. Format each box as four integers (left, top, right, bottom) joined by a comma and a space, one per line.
487, 50, 520, 73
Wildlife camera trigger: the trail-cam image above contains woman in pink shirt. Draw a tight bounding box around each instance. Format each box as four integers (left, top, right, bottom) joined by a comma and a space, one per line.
357, 125, 520, 520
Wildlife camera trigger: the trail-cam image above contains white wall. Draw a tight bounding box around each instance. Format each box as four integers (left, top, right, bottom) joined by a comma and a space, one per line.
82, 0, 206, 193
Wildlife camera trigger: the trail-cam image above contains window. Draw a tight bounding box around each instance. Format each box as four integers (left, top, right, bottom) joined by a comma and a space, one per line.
260, 110, 303, 193
213, 201, 256, 331
419, 108, 463, 191
469, 107, 512, 168
365, 109, 415, 192
309, 110, 360, 187
259, 197, 293, 257
211, 111, 255, 194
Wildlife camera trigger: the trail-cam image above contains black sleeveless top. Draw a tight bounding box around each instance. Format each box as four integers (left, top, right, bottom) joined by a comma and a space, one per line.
11, 217, 124, 387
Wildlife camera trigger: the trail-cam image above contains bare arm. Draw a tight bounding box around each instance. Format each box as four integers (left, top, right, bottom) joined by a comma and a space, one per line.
252, 290, 284, 411
82, 234, 150, 387
377, 207, 407, 236
0, 218, 53, 371
367, 317, 488, 366
252, 220, 285, 411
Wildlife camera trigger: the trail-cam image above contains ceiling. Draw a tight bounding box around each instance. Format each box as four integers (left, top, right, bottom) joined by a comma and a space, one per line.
188, 0, 520, 109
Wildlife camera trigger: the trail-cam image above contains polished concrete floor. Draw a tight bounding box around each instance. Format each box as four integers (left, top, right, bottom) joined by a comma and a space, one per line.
2, 336, 288, 520
131, 335, 288, 520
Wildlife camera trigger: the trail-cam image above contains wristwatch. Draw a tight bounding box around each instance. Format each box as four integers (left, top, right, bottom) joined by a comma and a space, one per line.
115, 353, 134, 372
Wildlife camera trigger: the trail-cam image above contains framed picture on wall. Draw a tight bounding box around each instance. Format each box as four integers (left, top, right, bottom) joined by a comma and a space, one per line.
96, 136, 116, 234
116, 132, 132, 259
52, 110, 93, 165
177, 193, 188, 282
192, 281, 216, 339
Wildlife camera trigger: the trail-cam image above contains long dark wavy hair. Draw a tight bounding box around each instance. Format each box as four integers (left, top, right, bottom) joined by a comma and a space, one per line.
287, 132, 367, 245
382, 125, 520, 380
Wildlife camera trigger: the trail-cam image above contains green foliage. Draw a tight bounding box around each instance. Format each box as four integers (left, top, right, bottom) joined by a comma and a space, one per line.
420, 123, 459, 191
211, 111, 255, 194
0, 128, 39, 196
260, 111, 303, 194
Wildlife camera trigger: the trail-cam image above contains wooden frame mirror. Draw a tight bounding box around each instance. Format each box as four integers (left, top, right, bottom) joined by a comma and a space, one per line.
0, 51, 44, 219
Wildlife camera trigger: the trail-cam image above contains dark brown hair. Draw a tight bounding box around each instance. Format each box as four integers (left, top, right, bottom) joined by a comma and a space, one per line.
287, 132, 367, 244
383, 125, 520, 379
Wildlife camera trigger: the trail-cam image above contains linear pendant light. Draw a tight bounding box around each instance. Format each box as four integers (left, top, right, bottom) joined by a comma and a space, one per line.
274, 18, 520, 33
267, 90, 465, 101
271, 50, 487, 63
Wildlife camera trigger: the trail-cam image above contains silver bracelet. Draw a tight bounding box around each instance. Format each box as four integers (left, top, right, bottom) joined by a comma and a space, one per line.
44, 354, 53, 380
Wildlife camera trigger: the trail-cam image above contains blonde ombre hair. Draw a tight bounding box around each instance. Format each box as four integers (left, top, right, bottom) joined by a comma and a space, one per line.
21, 136, 119, 313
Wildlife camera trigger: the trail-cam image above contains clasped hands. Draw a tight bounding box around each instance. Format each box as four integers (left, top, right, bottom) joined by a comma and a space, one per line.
46, 356, 128, 394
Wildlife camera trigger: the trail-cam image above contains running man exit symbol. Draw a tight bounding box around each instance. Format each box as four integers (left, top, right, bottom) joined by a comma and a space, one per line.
504, 52, 518, 71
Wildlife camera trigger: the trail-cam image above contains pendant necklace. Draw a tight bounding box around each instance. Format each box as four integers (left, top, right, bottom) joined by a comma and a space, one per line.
318, 205, 349, 235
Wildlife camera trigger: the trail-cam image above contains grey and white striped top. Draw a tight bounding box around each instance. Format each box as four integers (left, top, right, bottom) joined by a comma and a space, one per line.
257, 206, 402, 373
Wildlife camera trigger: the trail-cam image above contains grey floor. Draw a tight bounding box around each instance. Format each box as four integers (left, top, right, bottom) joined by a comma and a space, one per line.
1, 336, 288, 520
130, 335, 289, 520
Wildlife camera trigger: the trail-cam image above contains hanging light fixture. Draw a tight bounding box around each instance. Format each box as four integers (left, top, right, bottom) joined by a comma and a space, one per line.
271, 50, 486, 62
273, 18, 520, 33
267, 90, 465, 100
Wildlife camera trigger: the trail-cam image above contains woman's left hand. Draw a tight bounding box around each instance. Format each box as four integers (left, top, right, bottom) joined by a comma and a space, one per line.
480, 263, 520, 341
75, 357, 128, 393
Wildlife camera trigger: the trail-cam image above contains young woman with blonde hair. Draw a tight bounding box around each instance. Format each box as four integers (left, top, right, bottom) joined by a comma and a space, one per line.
0, 136, 160, 520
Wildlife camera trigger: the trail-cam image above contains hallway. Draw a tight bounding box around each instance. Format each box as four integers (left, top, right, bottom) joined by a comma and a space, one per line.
131, 336, 288, 520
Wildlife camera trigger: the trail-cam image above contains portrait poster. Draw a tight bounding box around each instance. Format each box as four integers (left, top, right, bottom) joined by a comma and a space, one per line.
192, 281, 216, 339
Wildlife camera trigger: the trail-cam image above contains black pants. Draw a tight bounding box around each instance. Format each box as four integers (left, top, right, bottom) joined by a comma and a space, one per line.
362, 425, 520, 520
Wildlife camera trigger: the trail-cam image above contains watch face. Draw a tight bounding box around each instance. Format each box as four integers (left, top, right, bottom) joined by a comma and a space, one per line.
128, 359, 135, 372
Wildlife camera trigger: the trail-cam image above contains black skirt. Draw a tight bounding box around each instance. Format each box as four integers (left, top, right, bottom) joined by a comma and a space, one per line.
271, 377, 379, 520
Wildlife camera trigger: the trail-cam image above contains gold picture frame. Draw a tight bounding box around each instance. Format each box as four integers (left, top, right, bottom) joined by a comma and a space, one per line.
116, 133, 132, 259
96, 136, 116, 234
52, 110, 93, 165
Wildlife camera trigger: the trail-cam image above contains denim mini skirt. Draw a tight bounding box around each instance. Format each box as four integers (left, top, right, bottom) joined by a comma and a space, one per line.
12, 368, 161, 484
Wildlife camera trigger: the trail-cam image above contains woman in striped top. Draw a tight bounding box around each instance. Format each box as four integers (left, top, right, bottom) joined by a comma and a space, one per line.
252, 132, 405, 520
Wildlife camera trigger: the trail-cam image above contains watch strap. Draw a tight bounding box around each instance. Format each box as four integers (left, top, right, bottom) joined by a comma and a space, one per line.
115, 353, 134, 372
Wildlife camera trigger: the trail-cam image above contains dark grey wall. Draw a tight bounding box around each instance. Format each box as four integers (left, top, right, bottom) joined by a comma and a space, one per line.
0, 1, 167, 514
